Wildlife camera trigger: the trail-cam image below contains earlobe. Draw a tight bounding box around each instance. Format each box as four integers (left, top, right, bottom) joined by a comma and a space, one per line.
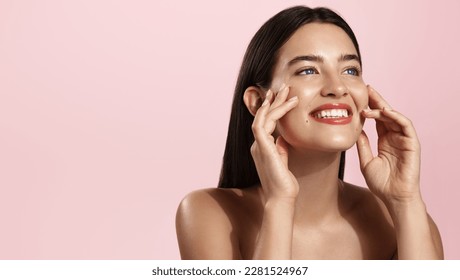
243, 86, 265, 116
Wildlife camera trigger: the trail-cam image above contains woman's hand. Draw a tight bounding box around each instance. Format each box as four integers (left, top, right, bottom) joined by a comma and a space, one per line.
250, 85, 299, 201
357, 86, 444, 260
356, 86, 422, 206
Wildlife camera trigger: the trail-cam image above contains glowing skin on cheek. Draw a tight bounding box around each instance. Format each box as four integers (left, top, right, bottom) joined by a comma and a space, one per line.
270, 23, 368, 152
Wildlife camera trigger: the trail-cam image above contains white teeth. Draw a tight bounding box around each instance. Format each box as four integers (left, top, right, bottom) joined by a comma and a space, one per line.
314, 109, 349, 119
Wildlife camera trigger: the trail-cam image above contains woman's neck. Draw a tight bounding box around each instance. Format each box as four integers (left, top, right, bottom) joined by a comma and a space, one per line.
287, 148, 344, 226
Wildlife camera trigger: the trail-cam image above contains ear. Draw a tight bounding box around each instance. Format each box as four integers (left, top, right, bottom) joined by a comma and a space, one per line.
243, 86, 266, 116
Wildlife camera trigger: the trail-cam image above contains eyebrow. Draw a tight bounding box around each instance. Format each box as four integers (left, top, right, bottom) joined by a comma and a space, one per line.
287, 54, 360, 66
340, 54, 360, 63
288, 55, 323, 65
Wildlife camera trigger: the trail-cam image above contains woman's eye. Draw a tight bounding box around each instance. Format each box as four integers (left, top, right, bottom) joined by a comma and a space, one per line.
343, 67, 360, 76
298, 68, 318, 75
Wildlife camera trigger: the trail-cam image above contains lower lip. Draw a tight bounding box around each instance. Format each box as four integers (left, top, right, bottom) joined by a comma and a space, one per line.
311, 116, 353, 125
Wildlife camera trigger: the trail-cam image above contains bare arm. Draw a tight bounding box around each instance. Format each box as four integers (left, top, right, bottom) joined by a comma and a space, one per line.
385, 199, 443, 259
248, 86, 299, 259
252, 198, 295, 259
357, 86, 443, 259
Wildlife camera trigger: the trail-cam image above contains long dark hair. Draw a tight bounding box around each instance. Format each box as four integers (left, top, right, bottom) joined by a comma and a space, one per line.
218, 6, 361, 188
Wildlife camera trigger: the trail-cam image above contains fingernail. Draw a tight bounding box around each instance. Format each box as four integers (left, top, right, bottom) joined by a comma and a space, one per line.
279, 83, 288, 92
288, 96, 298, 102
265, 90, 272, 101
363, 108, 371, 113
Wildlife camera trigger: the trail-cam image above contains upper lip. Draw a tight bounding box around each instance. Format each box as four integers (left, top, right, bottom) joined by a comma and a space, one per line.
310, 103, 353, 116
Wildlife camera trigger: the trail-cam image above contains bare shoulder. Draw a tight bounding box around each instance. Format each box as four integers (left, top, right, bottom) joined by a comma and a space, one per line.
175, 187, 260, 259
176, 188, 253, 225
176, 188, 238, 221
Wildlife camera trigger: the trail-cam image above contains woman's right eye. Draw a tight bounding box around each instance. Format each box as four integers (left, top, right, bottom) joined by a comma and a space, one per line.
298, 68, 318, 75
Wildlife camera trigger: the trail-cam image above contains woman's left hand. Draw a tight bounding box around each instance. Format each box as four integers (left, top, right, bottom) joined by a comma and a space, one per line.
356, 86, 422, 206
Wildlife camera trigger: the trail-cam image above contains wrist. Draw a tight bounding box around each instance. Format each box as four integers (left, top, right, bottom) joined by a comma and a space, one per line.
384, 195, 427, 223
380, 185, 423, 209
265, 197, 296, 208
264, 197, 296, 218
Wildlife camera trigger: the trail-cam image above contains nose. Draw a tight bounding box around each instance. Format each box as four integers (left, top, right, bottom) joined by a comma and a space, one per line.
320, 74, 348, 98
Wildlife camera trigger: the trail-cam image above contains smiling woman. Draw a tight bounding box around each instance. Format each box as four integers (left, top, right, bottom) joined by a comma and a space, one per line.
270, 23, 367, 153
175, 6, 443, 260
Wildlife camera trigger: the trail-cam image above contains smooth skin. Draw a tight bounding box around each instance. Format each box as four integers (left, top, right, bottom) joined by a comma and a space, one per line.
176, 23, 443, 259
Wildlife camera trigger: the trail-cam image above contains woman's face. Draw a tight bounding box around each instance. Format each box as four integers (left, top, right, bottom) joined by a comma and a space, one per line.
270, 22, 368, 153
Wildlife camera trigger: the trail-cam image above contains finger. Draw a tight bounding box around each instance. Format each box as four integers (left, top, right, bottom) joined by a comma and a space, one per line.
381, 108, 418, 138
356, 130, 374, 170
362, 109, 392, 136
368, 85, 392, 110
266, 88, 276, 104
270, 85, 289, 110
264, 96, 299, 131
251, 90, 272, 143
362, 109, 402, 132
362, 109, 393, 122
275, 135, 289, 167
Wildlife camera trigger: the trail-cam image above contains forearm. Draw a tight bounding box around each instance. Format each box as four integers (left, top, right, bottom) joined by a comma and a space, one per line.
386, 197, 443, 259
252, 198, 295, 260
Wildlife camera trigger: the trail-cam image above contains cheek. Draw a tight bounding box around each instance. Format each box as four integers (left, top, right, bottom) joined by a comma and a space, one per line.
275, 105, 307, 144
351, 87, 367, 116
277, 106, 303, 131
358, 94, 369, 110
274, 83, 368, 151
345, 83, 368, 140
350, 84, 369, 110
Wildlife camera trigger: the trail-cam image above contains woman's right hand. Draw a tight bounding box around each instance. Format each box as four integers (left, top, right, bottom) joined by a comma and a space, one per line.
250, 85, 300, 201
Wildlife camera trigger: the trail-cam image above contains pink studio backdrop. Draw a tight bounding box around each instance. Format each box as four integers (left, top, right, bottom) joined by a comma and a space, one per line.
1, 0, 459, 259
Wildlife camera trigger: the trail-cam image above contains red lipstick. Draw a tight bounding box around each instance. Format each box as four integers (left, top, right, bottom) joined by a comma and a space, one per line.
310, 103, 353, 125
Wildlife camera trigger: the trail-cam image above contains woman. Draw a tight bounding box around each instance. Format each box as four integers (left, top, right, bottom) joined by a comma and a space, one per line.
176, 6, 443, 259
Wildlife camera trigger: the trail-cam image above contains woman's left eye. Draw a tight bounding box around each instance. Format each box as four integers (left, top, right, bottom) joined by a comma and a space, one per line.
343, 67, 360, 76
298, 67, 318, 75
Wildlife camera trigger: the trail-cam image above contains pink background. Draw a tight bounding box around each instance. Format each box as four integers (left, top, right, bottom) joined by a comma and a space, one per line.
1, 0, 459, 259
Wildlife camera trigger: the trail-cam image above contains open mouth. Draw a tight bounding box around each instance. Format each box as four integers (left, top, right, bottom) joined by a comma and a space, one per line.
313, 108, 350, 119
310, 103, 353, 124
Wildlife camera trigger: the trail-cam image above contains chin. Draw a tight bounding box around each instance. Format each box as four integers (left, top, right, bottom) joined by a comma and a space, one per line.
309, 140, 356, 153
325, 134, 358, 150
283, 130, 361, 154
287, 138, 357, 154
